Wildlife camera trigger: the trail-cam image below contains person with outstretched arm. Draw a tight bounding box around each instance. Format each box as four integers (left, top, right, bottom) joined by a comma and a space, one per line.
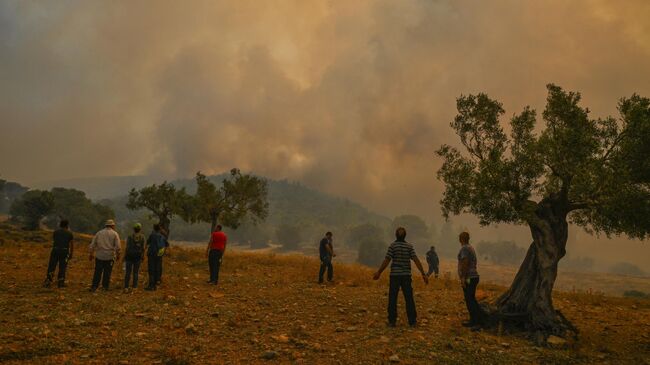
43, 219, 74, 288
206, 225, 227, 285
88, 219, 121, 292
318, 232, 335, 284
373, 227, 428, 327
457, 231, 483, 330
426, 245, 440, 278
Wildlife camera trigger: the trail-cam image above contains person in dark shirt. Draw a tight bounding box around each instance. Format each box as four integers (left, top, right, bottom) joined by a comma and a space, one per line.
123, 223, 145, 292
373, 227, 428, 327
145, 224, 165, 291
318, 232, 335, 284
43, 220, 74, 288
457, 231, 483, 330
426, 246, 440, 278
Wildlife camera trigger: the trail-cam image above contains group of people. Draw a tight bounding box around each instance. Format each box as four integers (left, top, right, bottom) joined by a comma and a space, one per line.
317, 228, 482, 330
44, 219, 187, 293
44, 219, 483, 330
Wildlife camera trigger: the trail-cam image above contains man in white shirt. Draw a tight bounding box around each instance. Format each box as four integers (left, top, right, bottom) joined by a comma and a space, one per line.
89, 219, 121, 292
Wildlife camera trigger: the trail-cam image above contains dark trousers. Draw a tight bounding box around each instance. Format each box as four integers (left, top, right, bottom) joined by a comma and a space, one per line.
147, 255, 162, 289
426, 262, 439, 276
463, 277, 482, 324
318, 256, 333, 283
124, 260, 141, 288
92, 258, 114, 290
208, 249, 224, 284
388, 276, 417, 325
158, 256, 164, 283
46, 249, 69, 285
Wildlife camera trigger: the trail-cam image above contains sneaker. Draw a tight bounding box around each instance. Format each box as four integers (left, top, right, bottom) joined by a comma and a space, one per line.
409, 323, 417, 328
470, 325, 482, 332
43, 281, 52, 288
123, 288, 130, 294
88, 287, 97, 292
461, 321, 476, 328
57, 282, 67, 288
387, 322, 396, 328
144, 287, 156, 291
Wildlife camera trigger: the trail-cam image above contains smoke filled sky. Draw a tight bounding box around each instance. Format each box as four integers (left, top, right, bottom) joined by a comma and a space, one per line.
1, 1, 649, 263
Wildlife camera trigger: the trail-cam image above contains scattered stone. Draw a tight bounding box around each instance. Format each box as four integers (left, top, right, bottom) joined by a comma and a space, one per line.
335, 327, 344, 332
210, 312, 220, 318
546, 335, 567, 348
500, 342, 510, 349
173, 321, 182, 329
185, 323, 197, 334
346, 326, 357, 332
389, 354, 400, 363
261, 351, 278, 360
379, 336, 390, 343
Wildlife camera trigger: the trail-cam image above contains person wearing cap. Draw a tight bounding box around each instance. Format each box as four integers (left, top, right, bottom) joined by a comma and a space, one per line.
88, 219, 122, 292
426, 245, 440, 278
123, 223, 145, 292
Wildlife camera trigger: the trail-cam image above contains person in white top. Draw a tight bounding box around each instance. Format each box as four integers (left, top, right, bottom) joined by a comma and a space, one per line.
88, 219, 121, 292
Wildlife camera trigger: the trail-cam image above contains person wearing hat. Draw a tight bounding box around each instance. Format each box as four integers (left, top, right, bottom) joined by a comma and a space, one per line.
426, 245, 440, 278
88, 219, 122, 292
123, 223, 145, 292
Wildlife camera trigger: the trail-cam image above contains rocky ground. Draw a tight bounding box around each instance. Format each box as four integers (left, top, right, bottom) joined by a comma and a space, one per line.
0, 222, 649, 364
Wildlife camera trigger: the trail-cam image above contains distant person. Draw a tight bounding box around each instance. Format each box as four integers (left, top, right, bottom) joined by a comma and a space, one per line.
426, 246, 440, 278
318, 232, 335, 284
123, 223, 145, 292
43, 219, 74, 288
206, 225, 227, 285
457, 231, 483, 330
145, 224, 166, 291
88, 219, 121, 292
158, 226, 170, 284
373, 227, 428, 327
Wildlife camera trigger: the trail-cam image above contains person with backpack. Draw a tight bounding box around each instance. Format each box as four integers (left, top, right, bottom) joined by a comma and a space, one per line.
426, 246, 440, 278
89, 219, 121, 292
373, 227, 428, 327
145, 224, 165, 291
43, 219, 74, 288
123, 223, 145, 292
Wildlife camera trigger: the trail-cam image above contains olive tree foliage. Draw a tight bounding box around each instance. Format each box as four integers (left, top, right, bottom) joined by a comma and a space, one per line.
10, 190, 55, 230
182, 169, 269, 233
126, 182, 190, 236
436, 84, 649, 333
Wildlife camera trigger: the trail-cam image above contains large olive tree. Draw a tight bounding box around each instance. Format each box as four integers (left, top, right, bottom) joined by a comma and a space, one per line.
436, 84, 649, 335
126, 182, 190, 236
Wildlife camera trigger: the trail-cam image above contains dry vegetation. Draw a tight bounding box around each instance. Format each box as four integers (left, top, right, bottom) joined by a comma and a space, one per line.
0, 222, 649, 364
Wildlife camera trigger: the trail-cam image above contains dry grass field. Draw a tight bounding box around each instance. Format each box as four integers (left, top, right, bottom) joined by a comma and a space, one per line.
1, 222, 649, 364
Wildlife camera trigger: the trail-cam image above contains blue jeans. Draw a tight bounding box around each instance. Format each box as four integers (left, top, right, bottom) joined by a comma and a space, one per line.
124, 260, 141, 288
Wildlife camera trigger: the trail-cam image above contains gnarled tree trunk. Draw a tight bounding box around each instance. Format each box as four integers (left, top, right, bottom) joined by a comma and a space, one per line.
495, 199, 575, 336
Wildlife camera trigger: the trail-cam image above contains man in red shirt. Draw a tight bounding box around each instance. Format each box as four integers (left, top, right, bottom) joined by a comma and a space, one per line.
206, 225, 227, 285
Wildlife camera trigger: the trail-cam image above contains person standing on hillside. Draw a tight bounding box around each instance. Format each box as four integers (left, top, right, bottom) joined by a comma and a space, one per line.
318, 231, 335, 284
158, 226, 170, 285
373, 227, 428, 327
123, 223, 145, 292
88, 219, 121, 292
145, 224, 166, 291
206, 224, 227, 285
457, 231, 483, 330
43, 219, 74, 288
426, 246, 440, 278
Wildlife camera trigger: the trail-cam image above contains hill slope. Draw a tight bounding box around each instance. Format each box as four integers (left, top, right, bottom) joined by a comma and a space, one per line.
0, 223, 649, 364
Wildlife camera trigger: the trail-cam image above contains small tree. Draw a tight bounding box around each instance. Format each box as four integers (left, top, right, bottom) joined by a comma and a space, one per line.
126, 182, 190, 236
10, 190, 54, 230
275, 223, 302, 250
357, 238, 387, 267
47, 187, 114, 234
183, 169, 269, 233
436, 84, 650, 334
